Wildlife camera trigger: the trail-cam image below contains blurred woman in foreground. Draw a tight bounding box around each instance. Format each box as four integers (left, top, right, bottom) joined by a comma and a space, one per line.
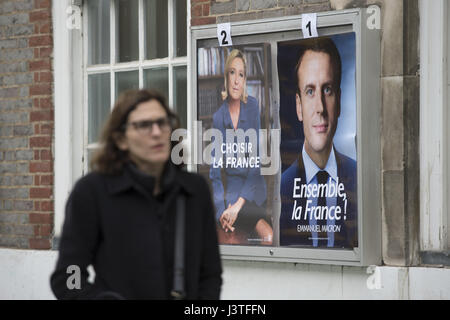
51, 89, 222, 299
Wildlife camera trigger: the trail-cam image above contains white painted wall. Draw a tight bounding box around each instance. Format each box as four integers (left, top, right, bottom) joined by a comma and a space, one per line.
409, 267, 450, 299
220, 261, 410, 299
0, 248, 448, 300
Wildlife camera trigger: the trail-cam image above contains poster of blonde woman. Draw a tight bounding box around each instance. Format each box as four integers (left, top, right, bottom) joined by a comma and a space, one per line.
197, 44, 275, 246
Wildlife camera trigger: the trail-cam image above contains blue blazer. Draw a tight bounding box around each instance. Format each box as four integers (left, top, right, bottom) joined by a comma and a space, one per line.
279, 148, 358, 248
209, 96, 267, 221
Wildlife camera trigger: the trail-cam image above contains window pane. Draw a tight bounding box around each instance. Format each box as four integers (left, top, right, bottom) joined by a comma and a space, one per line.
174, 66, 187, 128
88, 73, 111, 143
144, 68, 169, 101
145, 0, 168, 59
174, 0, 187, 57
115, 70, 139, 100
117, 0, 139, 62
87, 0, 110, 65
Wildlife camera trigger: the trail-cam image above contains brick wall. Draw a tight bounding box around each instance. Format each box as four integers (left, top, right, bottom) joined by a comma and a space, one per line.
0, 0, 53, 250
0, 0, 420, 264
191, 0, 339, 25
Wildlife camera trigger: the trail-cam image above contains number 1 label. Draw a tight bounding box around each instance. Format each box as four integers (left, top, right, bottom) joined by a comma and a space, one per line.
302, 13, 318, 38
217, 23, 232, 47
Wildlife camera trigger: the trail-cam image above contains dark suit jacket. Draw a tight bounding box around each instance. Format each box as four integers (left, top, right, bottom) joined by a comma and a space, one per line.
279, 149, 358, 248
50, 163, 222, 299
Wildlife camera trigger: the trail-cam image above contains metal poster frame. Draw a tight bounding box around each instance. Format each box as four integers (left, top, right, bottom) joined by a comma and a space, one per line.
190, 9, 381, 266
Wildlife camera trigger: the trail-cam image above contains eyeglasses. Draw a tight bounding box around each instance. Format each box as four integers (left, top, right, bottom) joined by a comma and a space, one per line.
124, 117, 172, 135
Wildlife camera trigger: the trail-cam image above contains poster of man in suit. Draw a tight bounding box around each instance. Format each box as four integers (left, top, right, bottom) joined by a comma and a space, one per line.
278, 34, 358, 248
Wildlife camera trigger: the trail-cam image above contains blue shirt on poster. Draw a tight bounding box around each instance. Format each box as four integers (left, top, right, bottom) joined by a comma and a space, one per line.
209, 96, 267, 221
279, 145, 358, 248
302, 145, 338, 247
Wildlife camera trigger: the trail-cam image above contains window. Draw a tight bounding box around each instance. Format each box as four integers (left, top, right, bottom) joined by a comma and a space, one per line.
84, 0, 188, 172
52, 0, 188, 239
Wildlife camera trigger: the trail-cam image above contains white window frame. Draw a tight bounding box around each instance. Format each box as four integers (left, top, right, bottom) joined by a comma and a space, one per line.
83, 0, 189, 173
53, 0, 191, 239
53, 0, 83, 239
447, 0, 450, 251
419, 0, 449, 252
53, 0, 70, 239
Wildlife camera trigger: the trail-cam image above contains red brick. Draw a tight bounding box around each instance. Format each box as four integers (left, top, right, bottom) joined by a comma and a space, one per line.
34, 175, 40, 185
34, 71, 52, 83
203, 3, 210, 16
33, 222, 52, 236
30, 161, 52, 173
39, 224, 52, 237
38, 71, 52, 83
39, 22, 51, 34
29, 238, 51, 250
40, 150, 52, 161
30, 136, 51, 148
34, 201, 40, 210
40, 175, 53, 185
30, 110, 53, 122
39, 47, 52, 58
30, 187, 52, 198
29, 59, 51, 71
191, 16, 216, 26
39, 123, 52, 134
29, 212, 52, 224
40, 200, 53, 211
30, 136, 52, 149
34, 150, 40, 160
35, 0, 51, 9
39, 97, 52, 108
29, 10, 50, 22
29, 35, 52, 47
30, 83, 52, 96
33, 97, 40, 107
192, 4, 203, 17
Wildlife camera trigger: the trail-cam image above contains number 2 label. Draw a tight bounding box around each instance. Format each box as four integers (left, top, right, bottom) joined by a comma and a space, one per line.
302, 13, 318, 38
220, 30, 228, 45
217, 23, 232, 47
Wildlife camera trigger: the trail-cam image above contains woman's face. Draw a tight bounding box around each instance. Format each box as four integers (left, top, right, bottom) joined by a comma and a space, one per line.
227, 57, 245, 102
117, 99, 172, 170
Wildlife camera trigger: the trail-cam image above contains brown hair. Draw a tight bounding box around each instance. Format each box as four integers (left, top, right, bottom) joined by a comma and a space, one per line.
221, 49, 248, 103
295, 37, 342, 96
90, 89, 179, 174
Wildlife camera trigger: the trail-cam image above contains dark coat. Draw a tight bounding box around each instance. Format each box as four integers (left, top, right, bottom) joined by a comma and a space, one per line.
50, 163, 222, 300
279, 149, 357, 248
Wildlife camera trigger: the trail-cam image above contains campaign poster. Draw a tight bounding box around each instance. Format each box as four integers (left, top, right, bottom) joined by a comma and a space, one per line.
278, 33, 358, 249
196, 43, 276, 246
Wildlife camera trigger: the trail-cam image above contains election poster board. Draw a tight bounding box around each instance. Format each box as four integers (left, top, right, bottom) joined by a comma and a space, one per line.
192, 9, 382, 265
196, 33, 358, 249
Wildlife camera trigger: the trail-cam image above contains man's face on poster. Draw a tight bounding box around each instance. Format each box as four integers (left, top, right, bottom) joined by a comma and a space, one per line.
296, 50, 341, 162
